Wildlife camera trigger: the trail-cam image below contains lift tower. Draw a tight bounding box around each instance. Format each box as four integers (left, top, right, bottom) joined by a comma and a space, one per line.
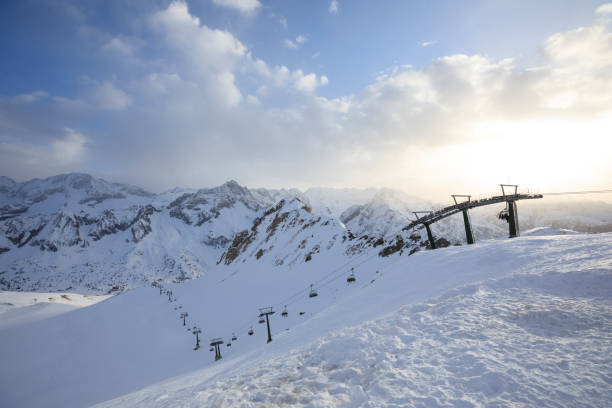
209, 338, 224, 361
258, 307, 275, 343
500, 184, 520, 238
413, 211, 436, 249
451, 195, 474, 244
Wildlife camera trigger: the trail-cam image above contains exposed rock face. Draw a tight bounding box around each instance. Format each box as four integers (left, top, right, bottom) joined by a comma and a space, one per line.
168, 180, 262, 225
31, 212, 85, 251
131, 205, 156, 243
218, 198, 376, 267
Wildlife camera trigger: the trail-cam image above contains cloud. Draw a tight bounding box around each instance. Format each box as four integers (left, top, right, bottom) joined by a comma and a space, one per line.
420, 40, 438, 47
12, 91, 48, 104
3, 2, 612, 197
0, 127, 88, 180
151, 1, 248, 106
101, 37, 134, 56
211, 0, 261, 14
595, 3, 612, 15
284, 35, 307, 49
329, 0, 339, 14
279, 16, 287, 28
283, 39, 298, 49
52, 128, 88, 163
90, 82, 131, 111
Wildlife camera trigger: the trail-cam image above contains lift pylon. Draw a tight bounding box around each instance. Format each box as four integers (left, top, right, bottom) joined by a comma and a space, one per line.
413, 211, 436, 249
258, 307, 275, 343
209, 338, 224, 361
192, 327, 202, 350
451, 195, 474, 245
500, 184, 520, 238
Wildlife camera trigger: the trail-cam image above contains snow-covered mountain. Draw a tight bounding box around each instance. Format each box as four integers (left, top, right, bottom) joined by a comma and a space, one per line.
1, 231, 610, 408
1, 173, 611, 294
0, 174, 407, 294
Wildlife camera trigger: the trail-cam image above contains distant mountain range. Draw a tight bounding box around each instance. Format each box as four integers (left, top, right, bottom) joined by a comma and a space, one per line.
1, 173, 611, 294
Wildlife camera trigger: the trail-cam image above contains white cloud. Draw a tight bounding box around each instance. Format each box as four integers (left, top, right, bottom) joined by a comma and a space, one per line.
283, 39, 298, 49
91, 82, 131, 111
211, 0, 261, 13
246, 94, 260, 105
420, 40, 438, 47
53, 128, 88, 164
0, 128, 88, 180
5, 1, 612, 196
284, 35, 307, 50
329, 0, 339, 14
101, 37, 134, 56
292, 70, 328, 93
595, 3, 612, 15
12, 91, 48, 104
151, 1, 248, 106
279, 16, 287, 28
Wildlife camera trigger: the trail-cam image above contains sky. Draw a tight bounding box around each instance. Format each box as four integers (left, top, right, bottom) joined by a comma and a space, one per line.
1, 0, 611, 200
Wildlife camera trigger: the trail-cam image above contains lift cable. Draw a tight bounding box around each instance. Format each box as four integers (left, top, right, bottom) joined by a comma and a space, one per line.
210, 186, 612, 346
542, 189, 612, 196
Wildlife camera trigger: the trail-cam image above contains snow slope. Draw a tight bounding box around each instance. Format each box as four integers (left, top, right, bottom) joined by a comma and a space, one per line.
1, 231, 610, 407
0, 290, 110, 330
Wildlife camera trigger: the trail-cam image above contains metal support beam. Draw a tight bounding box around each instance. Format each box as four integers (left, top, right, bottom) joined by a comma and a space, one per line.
265, 314, 272, 343
424, 223, 436, 249
462, 209, 474, 244
210, 338, 224, 361
259, 307, 275, 343
507, 201, 519, 238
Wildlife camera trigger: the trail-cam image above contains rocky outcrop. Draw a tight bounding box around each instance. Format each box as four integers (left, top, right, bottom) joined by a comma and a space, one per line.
131, 205, 156, 243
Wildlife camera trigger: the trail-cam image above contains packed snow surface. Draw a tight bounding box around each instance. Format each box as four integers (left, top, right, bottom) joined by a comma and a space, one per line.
0, 290, 111, 330
2, 231, 610, 408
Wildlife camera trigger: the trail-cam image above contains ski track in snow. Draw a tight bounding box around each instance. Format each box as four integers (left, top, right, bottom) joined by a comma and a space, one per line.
91, 233, 612, 408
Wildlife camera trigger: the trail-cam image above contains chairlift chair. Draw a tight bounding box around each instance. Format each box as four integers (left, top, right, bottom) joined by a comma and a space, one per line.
309, 284, 318, 298
258, 316, 265, 324
248, 327, 254, 336
347, 268, 356, 283
209, 347, 214, 352
232, 333, 237, 341
281, 305, 288, 317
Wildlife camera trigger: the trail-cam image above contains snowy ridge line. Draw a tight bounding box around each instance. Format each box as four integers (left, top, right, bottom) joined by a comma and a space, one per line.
210, 222, 421, 346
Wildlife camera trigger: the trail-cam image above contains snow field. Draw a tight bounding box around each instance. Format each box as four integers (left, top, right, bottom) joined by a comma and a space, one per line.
0, 290, 111, 330
93, 232, 612, 408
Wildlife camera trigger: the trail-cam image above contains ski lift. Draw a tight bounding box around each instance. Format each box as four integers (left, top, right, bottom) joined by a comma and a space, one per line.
347, 268, 356, 283
258, 315, 265, 324
248, 327, 254, 336
232, 333, 237, 341
226, 342, 231, 347
299, 311, 305, 316
281, 305, 288, 317
309, 284, 318, 298
209, 347, 214, 352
